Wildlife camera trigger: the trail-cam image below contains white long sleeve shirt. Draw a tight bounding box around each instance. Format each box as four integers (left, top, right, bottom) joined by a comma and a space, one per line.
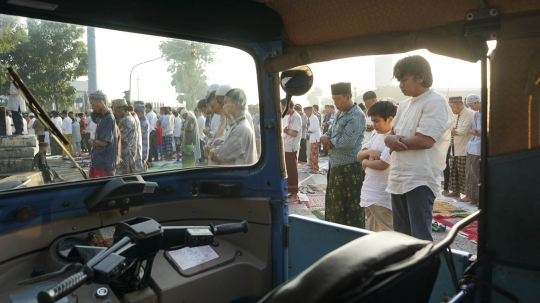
146, 111, 157, 132
307, 114, 321, 143
62, 116, 73, 135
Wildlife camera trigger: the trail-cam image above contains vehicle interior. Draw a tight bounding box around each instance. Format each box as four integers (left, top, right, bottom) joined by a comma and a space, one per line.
0, 0, 539, 302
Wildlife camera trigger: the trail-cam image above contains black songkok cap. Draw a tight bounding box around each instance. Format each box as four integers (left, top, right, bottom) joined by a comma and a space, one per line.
363, 91, 377, 100
331, 82, 351, 95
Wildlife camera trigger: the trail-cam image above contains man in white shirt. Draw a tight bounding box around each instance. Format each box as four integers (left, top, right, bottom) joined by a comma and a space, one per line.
464, 94, 482, 206
85, 110, 95, 151
50, 111, 63, 155
27, 113, 36, 135
445, 96, 475, 200
195, 106, 206, 165
304, 106, 321, 172
384, 55, 454, 241
60, 110, 74, 159
160, 107, 175, 161
145, 103, 158, 164
362, 91, 377, 145
281, 98, 302, 202
5, 71, 26, 136
173, 109, 183, 162
5, 112, 13, 136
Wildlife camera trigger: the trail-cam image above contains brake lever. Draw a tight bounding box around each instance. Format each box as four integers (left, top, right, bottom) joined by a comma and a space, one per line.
17, 263, 83, 285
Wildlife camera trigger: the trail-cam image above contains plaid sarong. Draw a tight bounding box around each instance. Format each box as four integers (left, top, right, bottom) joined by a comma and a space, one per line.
449, 155, 467, 194
162, 134, 174, 155
465, 154, 480, 204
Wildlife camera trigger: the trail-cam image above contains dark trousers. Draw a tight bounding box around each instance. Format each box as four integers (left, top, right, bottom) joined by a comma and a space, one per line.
38, 135, 45, 143
391, 186, 435, 241
84, 133, 92, 152
298, 138, 307, 162
443, 147, 450, 190
199, 139, 205, 163
11, 107, 24, 135
148, 130, 159, 162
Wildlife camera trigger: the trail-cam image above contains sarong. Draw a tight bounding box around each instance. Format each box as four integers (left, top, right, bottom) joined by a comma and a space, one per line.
62, 134, 73, 157
162, 134, 174, 155
309, 142, 319, 171
182, 144, 195, 168
325, 161, 365, 228
449, 155, 467, 194
465, 154, 480, 204
285, 151, 298, 194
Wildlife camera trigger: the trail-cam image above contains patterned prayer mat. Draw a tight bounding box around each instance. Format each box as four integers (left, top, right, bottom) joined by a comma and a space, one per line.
307, 184, 327, 191
433, 214, 478, 243
433, 201, 464, 216
311, 209, 325, 220
306, 194, 325, 208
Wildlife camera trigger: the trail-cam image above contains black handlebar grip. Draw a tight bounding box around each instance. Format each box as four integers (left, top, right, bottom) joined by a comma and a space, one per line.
37, 271, 89, 303
213, 220, 249, 236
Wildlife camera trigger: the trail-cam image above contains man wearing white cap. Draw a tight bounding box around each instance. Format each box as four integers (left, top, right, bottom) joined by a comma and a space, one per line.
445, 96, 475, 201
207, 84, 219, 97
27, 112, 36, 135
464, 94, 482, 205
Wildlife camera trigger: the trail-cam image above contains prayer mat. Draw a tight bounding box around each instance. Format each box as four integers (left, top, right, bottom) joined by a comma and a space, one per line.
297, 193, 310, 202
306, 194, 325, 208
433, 214, 478, 243
433, 201, 464, 216
307, 184, 327, 191
311, 209, 325, 220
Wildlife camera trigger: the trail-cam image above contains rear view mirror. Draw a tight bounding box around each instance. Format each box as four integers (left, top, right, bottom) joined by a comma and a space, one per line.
280, 65, 313, 96
280, 65, 313, 118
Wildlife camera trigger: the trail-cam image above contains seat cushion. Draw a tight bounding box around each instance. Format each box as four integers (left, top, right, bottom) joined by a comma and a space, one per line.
259, 231, 431, 303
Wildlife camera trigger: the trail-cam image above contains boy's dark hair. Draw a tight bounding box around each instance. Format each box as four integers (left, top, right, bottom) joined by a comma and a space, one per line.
280, 98, 294, 108
367, 101, 397, 121
172, 110, 178, 117
206, 90, 217, 103
393, 55, 433, 88
358, 103, 366, 111
145, 103, 152, 109
313, 104, 319, 110
197, 98, 208, 109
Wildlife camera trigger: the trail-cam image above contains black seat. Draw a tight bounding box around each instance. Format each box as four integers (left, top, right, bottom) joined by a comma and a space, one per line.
259, 231, 440, 303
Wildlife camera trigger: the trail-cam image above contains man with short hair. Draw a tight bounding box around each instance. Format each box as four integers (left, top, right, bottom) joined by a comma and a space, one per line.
173, 109, 183, 162
320, 82, 366, 228
88, 91, 119, 178
61, 110, 74, 159
281, 98, 302, 202
445, 96, 475, 200
6, 71, 26, 136
362, 91, 377, 144
113, 99, 144, 174
135, 103, 149, 170
294, 104, 308, 164
464, 94, 482, 205
194, 106, 206, 165
145, 103, 158, 164
312, 104, 322, 127
384, 55, 454, 241
50, 111, 63, 155
84, 110, 94, 152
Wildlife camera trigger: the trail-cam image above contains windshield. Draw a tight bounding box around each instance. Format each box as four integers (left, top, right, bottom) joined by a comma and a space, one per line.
0, 14, 261, 191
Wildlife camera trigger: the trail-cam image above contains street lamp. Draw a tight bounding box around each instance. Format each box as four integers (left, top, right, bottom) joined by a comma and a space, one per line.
128, 43, 195, 102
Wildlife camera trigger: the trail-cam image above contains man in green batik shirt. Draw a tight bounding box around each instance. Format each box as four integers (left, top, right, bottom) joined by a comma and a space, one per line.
320, 82, 366, 228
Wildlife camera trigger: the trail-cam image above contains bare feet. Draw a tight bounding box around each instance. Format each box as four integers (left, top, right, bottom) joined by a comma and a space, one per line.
286, 193, 299, 202
441, 190, 450, 196
459, 196, 472, 202
444, 192, 461, 197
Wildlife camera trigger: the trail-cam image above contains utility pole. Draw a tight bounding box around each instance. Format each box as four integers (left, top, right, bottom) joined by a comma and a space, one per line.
87, 27, 98, 95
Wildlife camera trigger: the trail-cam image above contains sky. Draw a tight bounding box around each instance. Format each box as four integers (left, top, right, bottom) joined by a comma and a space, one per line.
78, 25, 491, 108
2, 15, 495, 108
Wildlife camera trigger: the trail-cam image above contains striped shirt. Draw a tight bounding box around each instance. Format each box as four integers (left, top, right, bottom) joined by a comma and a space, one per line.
326, 105, 365, 167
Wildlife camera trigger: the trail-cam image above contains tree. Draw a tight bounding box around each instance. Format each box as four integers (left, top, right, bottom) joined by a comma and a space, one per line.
0, 15, 28, 95
306, 87, 323, 107
160, 40, 215, 110
0, 18, 88, 111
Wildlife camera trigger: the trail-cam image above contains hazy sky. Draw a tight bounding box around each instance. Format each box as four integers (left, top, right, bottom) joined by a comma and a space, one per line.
85, 28, 493, 108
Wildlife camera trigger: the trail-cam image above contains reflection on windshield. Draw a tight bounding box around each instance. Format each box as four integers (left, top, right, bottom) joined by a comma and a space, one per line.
0, 14, 261, 191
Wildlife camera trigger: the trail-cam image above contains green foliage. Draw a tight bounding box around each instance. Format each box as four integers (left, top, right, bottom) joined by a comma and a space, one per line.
160, 40, 215, 110
0, 18, 88, 111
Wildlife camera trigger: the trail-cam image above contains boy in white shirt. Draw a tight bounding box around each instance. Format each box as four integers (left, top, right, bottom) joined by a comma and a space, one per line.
357, 101, 396, 232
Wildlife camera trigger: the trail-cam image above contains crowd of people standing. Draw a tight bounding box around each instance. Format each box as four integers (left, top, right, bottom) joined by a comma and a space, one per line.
282, 55, 482, 241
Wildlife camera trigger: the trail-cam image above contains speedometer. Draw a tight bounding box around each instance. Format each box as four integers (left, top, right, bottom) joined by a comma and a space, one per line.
56, 237, 87, 261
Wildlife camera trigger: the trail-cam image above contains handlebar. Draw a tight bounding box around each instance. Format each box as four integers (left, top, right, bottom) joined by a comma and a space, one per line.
37, 270, 90, 303
212, 220, 249, 235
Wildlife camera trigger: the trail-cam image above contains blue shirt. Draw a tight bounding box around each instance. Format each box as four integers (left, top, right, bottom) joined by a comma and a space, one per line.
466, 111, 481, 156
91, 111, 118, 170
326, 105, 365, 167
